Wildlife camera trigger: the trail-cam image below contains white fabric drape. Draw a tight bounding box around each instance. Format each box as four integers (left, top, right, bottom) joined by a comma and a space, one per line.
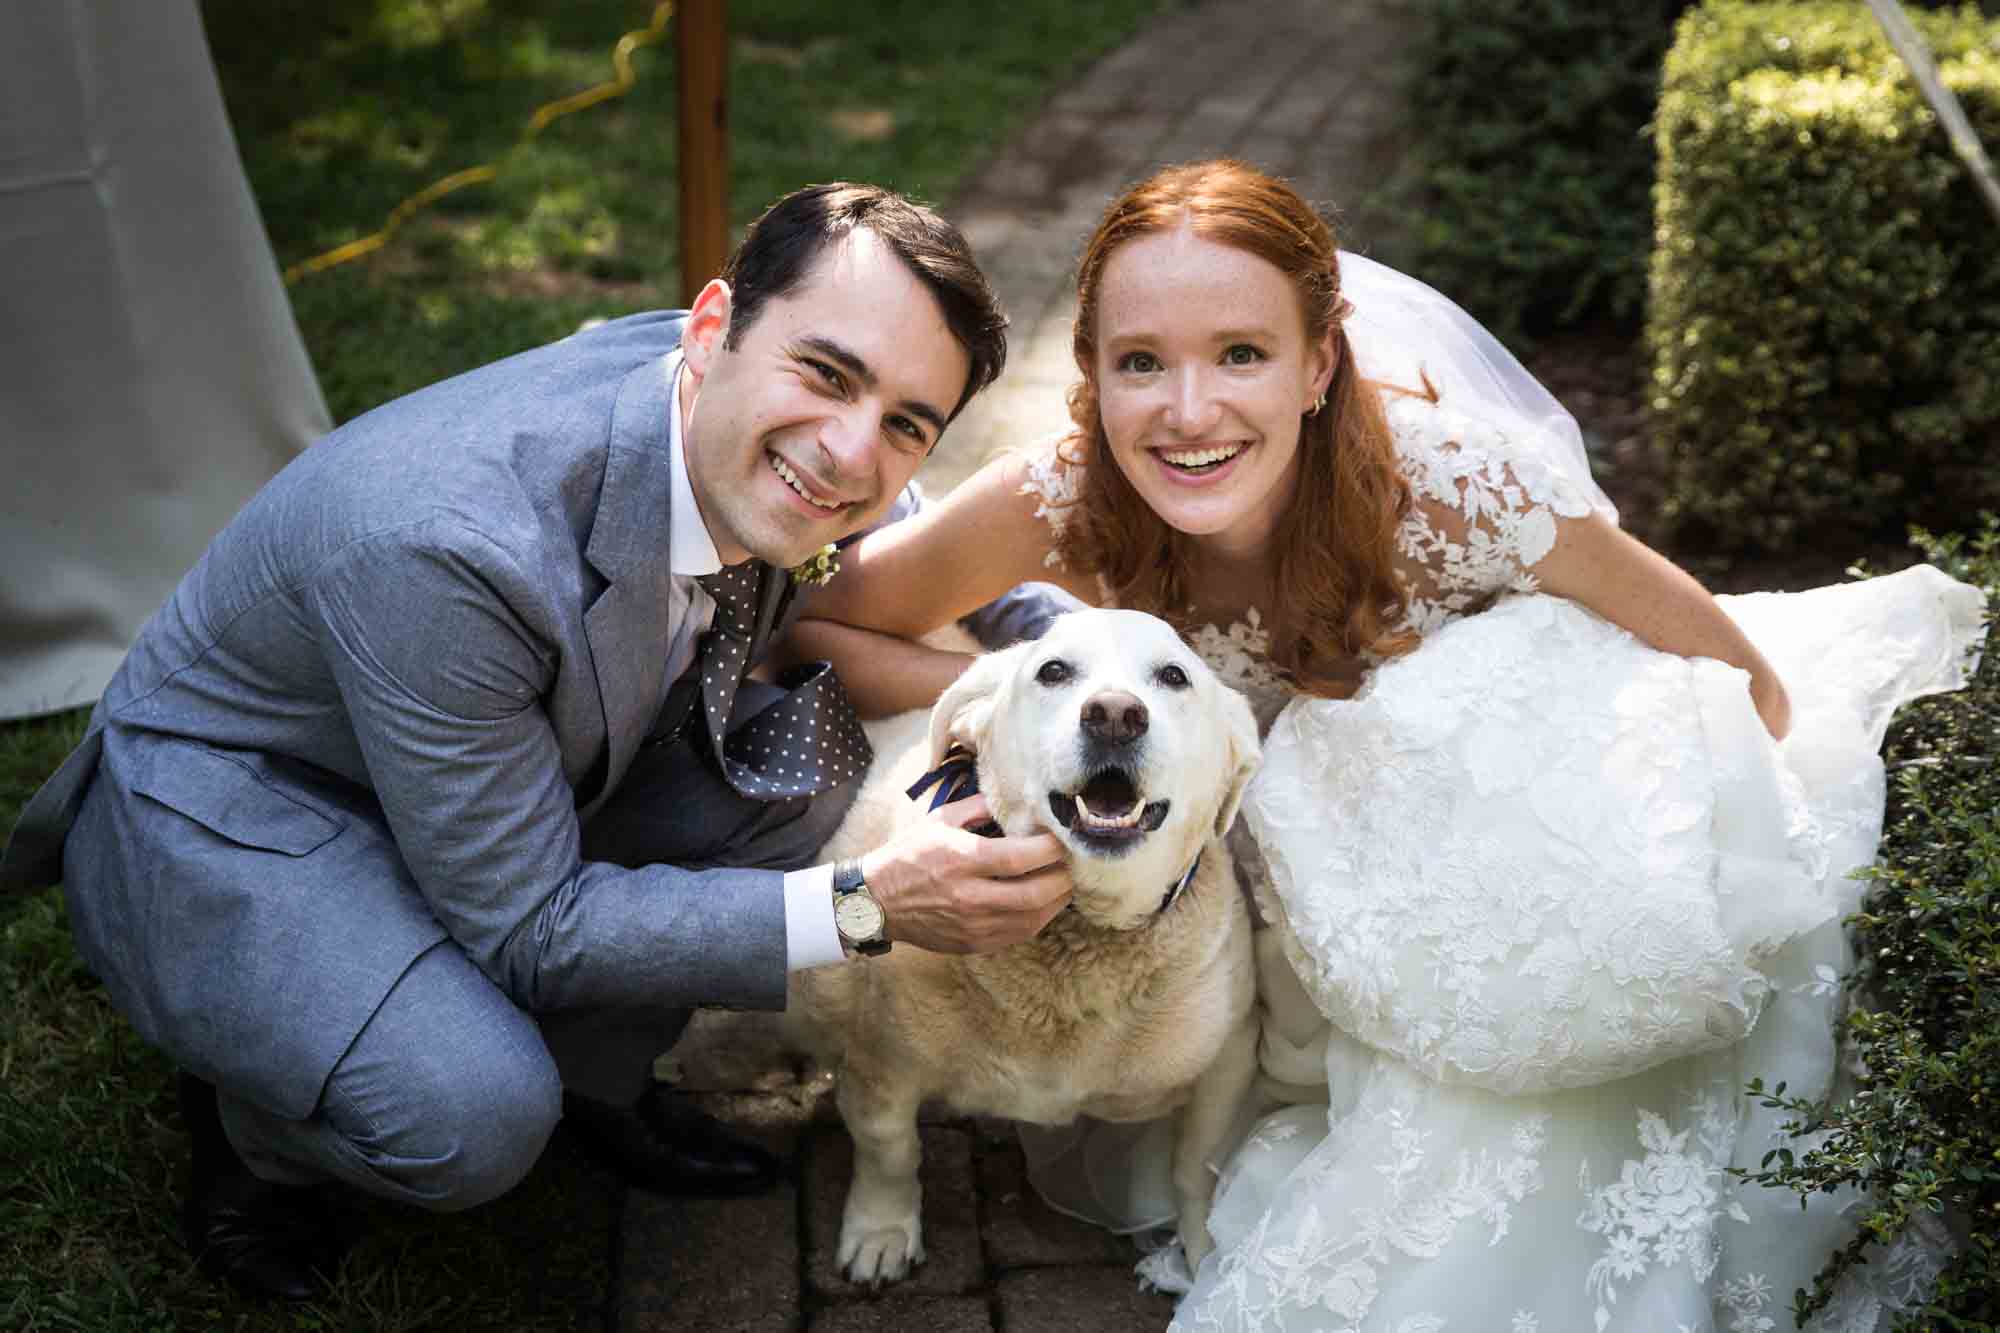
2, 0, 328, 719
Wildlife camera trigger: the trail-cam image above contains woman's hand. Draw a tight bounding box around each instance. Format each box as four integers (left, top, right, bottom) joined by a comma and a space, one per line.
1748, 669, 1792, 741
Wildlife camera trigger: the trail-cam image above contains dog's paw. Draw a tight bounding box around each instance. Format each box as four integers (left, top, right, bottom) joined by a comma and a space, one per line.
836, 1207, 925, 1286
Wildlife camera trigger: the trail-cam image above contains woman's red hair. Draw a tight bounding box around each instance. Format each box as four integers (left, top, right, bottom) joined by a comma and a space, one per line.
1055, 159, 1414, 694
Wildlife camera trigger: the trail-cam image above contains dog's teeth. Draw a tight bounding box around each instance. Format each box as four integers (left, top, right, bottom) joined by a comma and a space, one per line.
1072, 791, 1144, 829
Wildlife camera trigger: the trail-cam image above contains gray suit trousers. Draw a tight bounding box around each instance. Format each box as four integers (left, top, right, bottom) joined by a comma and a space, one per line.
198, 681, 858, 1210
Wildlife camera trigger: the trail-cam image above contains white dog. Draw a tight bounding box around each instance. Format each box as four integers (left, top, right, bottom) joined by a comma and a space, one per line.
788, 608, 1263, 1286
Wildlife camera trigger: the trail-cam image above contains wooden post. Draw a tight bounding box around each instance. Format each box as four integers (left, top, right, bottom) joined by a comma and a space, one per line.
676, 0, 729, 306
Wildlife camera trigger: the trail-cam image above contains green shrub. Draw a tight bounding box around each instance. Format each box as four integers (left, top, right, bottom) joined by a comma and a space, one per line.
1742, 518, 2000, 1329
1400, 0, 1692, 345
1649, 1, 2000, 557
1397, 0, 1994, 349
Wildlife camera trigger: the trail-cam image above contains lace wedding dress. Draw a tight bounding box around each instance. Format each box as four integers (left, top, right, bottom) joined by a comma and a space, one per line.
1014, 382, 1987, 1332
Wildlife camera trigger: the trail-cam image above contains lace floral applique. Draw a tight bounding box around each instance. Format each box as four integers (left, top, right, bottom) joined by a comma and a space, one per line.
1386, 396, 1597, 638
1175, 1100, 1549, 1333
1187, 609, 1292, 730
1250, 593, 1786, 1098
1775, 1204, 1953, 1333
1578, 1092, 1755, 1332
1018, 444, 1082, 571
1711, 1275, 1779, 1333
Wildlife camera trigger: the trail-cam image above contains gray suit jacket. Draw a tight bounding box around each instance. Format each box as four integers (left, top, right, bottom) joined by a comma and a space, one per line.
0, 312, 796, 1118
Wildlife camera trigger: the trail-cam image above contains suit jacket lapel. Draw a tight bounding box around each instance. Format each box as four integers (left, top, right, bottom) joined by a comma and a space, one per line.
579, 353, 678, 821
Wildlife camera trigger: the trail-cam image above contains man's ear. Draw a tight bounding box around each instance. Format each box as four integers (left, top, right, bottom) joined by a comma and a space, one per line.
679, 279, 733, 393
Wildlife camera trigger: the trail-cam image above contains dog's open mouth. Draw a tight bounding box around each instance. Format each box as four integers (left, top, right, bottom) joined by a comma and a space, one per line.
1048, 767, 1169, 847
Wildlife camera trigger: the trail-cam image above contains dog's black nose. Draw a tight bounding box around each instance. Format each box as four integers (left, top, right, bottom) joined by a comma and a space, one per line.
1081, 690, 1148, 742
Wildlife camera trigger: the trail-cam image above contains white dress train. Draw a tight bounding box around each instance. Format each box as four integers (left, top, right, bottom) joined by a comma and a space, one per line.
1176, 567, 1982, 1333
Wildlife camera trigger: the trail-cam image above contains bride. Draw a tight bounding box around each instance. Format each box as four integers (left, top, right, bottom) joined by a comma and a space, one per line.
792, 159, 1986, 1331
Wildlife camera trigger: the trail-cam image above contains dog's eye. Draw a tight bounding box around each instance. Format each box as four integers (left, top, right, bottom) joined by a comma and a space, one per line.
1156, 663, 1191, 690
1035, 659, 1071, 686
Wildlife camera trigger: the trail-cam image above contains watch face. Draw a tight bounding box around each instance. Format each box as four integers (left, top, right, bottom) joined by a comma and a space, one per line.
835, 891, 885, 940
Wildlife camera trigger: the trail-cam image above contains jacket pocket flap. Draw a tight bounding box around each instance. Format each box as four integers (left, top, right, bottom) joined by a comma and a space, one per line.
128, 739, 341, 857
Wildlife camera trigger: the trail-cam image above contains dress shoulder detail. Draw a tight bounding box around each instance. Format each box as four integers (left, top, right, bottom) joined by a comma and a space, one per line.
1016, 436, 1083, 571
1387, 394, 1600, 637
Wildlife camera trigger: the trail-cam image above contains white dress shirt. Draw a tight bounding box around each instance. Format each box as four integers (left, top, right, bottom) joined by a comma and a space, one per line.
660, 352, 847, 970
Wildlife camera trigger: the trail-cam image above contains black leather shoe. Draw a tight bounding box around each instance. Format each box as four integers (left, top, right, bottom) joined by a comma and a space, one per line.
562, 1085, 780, 1197
183, 1169, 342, 1302
177, 1074, 343, 1302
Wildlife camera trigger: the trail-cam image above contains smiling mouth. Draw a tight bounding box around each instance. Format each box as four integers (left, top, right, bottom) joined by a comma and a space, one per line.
768, 452, 844, 511
1048, 767, 1169, 849
1158, 441, 1247, 475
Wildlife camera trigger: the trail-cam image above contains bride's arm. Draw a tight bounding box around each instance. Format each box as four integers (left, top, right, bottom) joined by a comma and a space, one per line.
778, 621, 975, 718
1533, 514, 1793, 739
781, 449, 1099, 717
1390, 395, 1790, 739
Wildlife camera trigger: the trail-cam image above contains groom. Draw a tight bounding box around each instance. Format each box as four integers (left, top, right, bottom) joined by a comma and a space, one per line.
0, 182, 1073, 1300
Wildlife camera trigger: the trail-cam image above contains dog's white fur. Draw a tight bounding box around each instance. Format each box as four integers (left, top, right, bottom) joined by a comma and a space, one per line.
788, 609, 1263, 1285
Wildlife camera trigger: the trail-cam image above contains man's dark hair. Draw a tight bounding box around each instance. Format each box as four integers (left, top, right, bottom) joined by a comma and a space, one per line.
721, 183, 1007, 422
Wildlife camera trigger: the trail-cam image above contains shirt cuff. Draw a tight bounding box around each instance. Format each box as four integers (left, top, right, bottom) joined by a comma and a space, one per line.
782, 863, 846, 971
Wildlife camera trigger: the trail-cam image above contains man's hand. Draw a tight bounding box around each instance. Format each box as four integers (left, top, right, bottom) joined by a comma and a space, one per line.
857, 795, 1071, 954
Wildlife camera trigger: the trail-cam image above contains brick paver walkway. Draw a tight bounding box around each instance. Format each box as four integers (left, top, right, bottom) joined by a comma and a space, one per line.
611, 4, 1413, 1327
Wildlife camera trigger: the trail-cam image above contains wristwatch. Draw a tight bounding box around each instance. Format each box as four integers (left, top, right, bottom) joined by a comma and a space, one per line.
831, 859, 890, 957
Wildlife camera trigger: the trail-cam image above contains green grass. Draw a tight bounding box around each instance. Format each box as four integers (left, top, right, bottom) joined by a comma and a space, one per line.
209, 0, 1171, 423
2, 1, 1170, 1327
4, 867, 617, 1332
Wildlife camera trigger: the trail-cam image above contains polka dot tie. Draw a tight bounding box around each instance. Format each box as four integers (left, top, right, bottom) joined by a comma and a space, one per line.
695, 564, 872, 799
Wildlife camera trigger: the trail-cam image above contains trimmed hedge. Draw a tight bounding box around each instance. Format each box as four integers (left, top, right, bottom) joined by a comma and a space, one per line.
1402, 0, 1693, 345
1743, 520, 2000, 1330
1649, 1, 2000, 556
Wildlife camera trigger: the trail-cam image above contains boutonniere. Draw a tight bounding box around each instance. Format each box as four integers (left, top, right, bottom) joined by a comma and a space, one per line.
789, 542, 841, 587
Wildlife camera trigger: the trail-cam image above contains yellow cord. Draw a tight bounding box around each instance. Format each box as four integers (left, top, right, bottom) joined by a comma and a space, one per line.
283, 1, 677, 285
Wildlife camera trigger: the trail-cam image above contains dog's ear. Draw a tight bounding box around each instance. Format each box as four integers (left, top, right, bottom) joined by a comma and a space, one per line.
926, 644, 1021, 768
1210, 684, 1264, 838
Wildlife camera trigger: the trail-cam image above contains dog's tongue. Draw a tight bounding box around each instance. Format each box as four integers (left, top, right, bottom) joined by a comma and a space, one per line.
1079, 770, 1140, 820
1070, 771, 1150, 833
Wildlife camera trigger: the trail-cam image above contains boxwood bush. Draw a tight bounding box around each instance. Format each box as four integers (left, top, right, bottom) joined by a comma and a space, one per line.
1401, 0, 1693, 345
1649, 1, 2000, 557
1743, 519, 1999, 1329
